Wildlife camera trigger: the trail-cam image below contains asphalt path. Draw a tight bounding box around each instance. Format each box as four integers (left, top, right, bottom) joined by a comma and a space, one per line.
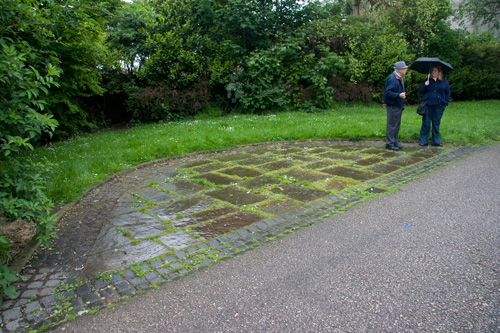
53, 144, 500, 332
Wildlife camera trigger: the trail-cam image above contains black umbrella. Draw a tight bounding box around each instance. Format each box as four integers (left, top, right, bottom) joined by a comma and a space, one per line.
409, 57, 454, 76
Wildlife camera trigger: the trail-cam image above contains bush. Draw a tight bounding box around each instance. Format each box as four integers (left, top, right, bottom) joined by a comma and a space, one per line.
449, 32, 500, 100
328, 77, 377, 102
128, 77, 212, 123
0, 31, 60, 303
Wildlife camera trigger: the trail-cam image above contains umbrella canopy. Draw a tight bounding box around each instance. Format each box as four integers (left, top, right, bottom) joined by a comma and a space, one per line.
409, 57, 454, 76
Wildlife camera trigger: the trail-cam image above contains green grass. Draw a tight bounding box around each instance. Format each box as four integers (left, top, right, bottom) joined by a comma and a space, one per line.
21, 100, 500, 204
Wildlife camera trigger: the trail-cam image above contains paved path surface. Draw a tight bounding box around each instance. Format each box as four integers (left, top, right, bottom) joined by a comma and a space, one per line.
1, 141, 499, 332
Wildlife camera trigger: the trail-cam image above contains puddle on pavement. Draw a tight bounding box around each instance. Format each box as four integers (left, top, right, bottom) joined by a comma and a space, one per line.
271, 183, 328, 202
323, 166, 380, 181
171, 206, 238, 228
192, 211, 263, 239
220, 166, 263, 178
277, 169, 330, 182
259, 199, 300, 215
206, 187, 266, 206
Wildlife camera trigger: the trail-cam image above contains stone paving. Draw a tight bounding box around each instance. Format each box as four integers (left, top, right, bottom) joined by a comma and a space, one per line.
0, 140, 486, 332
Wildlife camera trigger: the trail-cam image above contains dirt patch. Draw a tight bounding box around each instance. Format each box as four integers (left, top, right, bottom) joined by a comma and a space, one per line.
0, 216, 36, 264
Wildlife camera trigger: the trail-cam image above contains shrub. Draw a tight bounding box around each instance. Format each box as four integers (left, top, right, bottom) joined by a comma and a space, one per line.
128, 77, 212, 122
0, 33, 60, 303
449, 32, 500, 100
328, 77, 377, 102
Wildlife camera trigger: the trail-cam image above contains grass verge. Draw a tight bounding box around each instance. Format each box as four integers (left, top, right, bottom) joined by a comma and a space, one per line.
18, 100, 500, 204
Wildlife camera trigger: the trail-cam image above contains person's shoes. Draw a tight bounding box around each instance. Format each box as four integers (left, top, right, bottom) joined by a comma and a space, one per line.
386, 144, 399, 151
431, 143, 443, 147
396, 143, 403, 149
419, 143, 428, 147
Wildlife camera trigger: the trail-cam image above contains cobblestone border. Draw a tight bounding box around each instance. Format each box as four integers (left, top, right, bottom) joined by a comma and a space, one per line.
0, 145, 488, 332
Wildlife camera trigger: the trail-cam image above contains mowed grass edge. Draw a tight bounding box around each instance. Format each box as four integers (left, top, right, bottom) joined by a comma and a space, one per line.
22, 100, 500, 204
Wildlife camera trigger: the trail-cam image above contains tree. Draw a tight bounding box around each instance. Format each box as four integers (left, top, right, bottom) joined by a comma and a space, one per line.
40, 0, 123, 138
455, 0, 500, 30
142, 0, 223, 88
385, 0, 451, 53
106, 0, 152, 74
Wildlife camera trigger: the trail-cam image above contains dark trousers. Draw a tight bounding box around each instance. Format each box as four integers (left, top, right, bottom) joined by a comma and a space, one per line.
386, 105, 402, 147
419, 104, 445, 145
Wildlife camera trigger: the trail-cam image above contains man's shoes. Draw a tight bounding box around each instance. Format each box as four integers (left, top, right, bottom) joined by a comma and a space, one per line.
431, 143, 443, 147
419, 143, 428, 147
396, 143, 403, 149
386, 144, 399, 151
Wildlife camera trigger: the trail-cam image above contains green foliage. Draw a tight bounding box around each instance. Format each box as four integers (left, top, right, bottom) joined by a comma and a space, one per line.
341, 16, 413, 85
106, 1, 152, 74
455, 0, 500, 30
227, 48, 288, 111
143, 0, 223, 88
425, 22, 464, 66
449, 32, 500, 100
21, 99, 499, 205
0, 157, 58, 302
129, 77, 212, 122
0, 235, 17, 303
43, 0, 122, 138
0, 0, 63, 302
216, 0, 315, 53
0, 43, 60, 155
386, 0, 451, 53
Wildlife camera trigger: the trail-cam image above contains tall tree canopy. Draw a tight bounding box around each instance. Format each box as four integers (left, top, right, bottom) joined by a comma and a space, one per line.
455, 0, 500, 30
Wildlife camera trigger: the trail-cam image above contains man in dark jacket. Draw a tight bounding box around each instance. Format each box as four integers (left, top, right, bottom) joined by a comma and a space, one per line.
384, 61, 408, 151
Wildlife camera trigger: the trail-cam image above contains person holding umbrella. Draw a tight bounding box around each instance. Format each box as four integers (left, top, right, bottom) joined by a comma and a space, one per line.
409, 57, 453, 147
417, 64, 451, 147
383, 61, 408, 151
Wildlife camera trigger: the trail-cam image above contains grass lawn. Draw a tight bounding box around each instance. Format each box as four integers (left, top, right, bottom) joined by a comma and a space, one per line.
21, 100, 500, 204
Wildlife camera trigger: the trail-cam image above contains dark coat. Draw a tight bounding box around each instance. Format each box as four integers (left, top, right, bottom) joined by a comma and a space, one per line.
384, 72, 405, 109
418, 78, 450, 106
